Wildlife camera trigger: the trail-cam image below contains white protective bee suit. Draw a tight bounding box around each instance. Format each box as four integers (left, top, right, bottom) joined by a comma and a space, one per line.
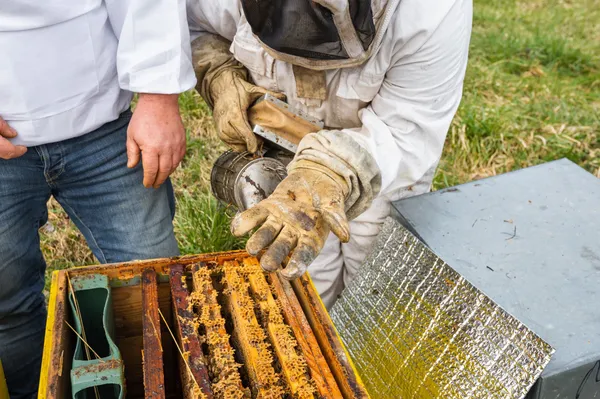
188, 0, 473, 308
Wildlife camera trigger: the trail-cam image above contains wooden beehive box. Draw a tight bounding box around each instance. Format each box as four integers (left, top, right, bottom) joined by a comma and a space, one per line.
39, 251, 368, 399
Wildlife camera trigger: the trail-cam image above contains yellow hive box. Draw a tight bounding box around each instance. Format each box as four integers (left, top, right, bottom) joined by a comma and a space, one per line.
0, 360, 8, 399
39, 251, 367, 399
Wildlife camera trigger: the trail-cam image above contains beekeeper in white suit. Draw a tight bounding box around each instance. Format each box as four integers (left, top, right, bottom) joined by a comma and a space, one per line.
0, 1, 195, 397
189, 0, 473, 308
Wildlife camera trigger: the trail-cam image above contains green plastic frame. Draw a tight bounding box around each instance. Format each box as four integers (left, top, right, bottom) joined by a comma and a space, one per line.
69, 274, 125, 399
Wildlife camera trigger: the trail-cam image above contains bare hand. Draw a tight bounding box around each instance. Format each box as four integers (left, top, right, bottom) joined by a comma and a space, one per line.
0, 117, 27, 160
126, 94, 186, 188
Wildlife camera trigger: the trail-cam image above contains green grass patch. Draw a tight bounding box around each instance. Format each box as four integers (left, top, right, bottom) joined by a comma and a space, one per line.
175, 191, 246, 254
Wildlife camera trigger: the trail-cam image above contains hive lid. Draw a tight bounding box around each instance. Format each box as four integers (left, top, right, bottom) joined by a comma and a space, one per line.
327, 160, 600, 398
392, 159, 600, 398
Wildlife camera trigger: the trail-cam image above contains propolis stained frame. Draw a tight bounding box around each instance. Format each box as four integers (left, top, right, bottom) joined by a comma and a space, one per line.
141, 268, 166, 399
169, 264, 213, 398
39, 251, 368, 399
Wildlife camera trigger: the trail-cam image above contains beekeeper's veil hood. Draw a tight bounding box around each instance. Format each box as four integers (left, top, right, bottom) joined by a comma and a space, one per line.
241, 0, 399, 70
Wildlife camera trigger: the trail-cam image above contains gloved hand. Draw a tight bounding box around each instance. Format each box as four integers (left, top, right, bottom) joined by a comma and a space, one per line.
210, 71, 284, 153
231, 160, 350, 280
192, 34, 284, 153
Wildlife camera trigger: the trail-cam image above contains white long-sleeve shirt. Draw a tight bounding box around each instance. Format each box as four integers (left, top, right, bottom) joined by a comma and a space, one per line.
187, 0, 472, 204
0, 0, 197, 146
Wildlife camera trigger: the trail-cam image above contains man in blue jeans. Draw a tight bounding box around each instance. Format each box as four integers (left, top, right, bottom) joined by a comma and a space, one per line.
0, 0, 196, 397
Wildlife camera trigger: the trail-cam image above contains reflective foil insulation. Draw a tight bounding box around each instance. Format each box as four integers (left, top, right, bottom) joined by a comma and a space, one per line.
330, 219, 554, 399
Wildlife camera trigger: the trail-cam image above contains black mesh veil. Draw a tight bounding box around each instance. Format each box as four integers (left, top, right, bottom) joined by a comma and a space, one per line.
349, 0, 376, 50
241, 0, 375, 61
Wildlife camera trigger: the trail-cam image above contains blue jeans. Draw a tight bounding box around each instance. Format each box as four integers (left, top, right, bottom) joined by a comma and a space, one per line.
0, 111, 180, 398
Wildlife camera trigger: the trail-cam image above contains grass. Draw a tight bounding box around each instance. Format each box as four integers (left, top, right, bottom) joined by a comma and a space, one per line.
40, 0, 599, 290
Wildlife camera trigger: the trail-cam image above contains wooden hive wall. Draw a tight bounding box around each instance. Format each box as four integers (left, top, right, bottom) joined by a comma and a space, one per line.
39, 252, 368, 399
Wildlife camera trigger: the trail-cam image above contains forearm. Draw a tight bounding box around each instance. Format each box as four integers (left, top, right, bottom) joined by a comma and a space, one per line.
339, 95, 462, 200
136, 93, 180, 107
289, 131, 381, 220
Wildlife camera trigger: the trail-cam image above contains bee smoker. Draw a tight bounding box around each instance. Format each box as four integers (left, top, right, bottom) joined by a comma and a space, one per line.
210, 94, 324, 211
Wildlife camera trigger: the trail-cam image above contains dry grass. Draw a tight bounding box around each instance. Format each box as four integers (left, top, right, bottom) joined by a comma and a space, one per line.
41, 0, 599, 289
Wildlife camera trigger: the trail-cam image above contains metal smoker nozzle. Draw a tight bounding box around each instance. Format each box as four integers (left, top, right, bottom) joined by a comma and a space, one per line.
210, 151, 289, 211
210, 94, 324, 211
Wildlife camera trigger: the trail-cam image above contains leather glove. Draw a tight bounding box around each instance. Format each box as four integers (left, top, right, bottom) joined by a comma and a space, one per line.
231, 160, 350, 280
210, 72, 285, 153
192, 34, 284, 153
